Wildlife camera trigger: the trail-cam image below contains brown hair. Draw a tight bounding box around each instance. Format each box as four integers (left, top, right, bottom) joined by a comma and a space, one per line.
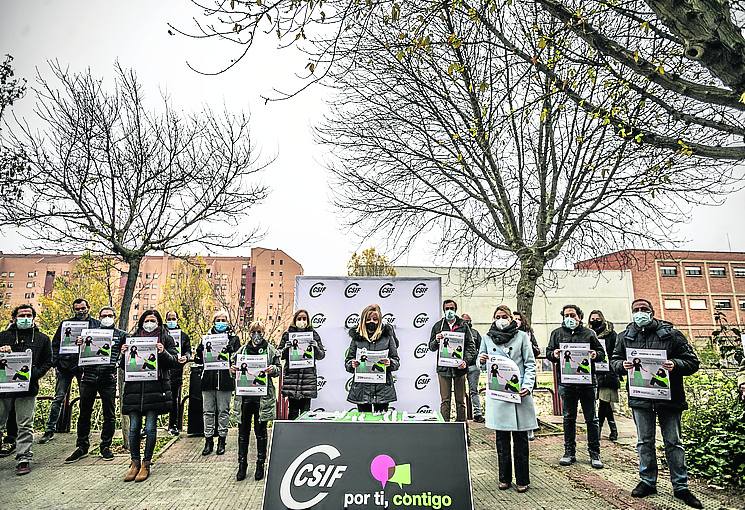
493, 304, 512, 318
513, 310, 533, 332
293, 309, 310, 326
357, 304, 383, 342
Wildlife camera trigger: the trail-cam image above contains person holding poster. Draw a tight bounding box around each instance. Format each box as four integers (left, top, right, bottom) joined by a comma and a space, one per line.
39, 298, 100, 445
164, 311, 192, 436
611, 298, 702, 509
345, 304, 400, 412
461, 314, 485, 424
0, 304, 52, 476
120, 310, 178, 483
588, 310, 620, 442
546, 304, 606, 469
278, 309, 326, 420
64, 307, 125, 464
231, 321, 280, 482
478, 305, 537, 493
429, 299, 476, 423
194, 310, 241, 457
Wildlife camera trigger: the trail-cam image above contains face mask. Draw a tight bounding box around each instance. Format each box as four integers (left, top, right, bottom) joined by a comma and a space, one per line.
142, 321, 158, 333
365, 322, 378, 334
74, 311, 87, 320
295, 319, 308, 329
444, 310, 456, 321
214, 322, 228, 333
563, 317, 578, 330
16, 317, 33, 330
633, 311, 653, 328
251, 332, 262, 343
166, 320, 178, 329
589, 320, 603, 331
100, 317, 115, 328
494, 318, 511, 330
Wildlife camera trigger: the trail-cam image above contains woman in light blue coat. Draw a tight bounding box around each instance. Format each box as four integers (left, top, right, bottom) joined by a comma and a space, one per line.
479, 304, 537, 493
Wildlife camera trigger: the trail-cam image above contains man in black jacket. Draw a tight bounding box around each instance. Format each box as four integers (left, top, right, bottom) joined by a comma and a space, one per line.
611, 298, 702, 509
546, 304, 606, 469
428, 299, 476, 422
0, 304, 53, 475
39, 298, 100, 444
165, 310, 192, 436
64, 306, 125, 463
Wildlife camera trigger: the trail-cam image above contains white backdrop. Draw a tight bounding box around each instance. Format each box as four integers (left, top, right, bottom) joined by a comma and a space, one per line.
294, 276, 442, 413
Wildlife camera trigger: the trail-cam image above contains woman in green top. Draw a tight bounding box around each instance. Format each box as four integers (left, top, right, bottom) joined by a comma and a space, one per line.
0, 358, 8, 383
631, 358, 644, 386
576, 358, 591, 374
238, 363, 249, 386
563, 351, 573, 374
82, 336, 93, 357
128, 346, 139, 371
649, 368, 669, 388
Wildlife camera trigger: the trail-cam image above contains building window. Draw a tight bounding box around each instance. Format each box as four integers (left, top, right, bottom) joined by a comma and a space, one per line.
153, 273, 159, 279
8, 272, 14, 277
270, 282, 274, 288
0, 272, 6, 277
663, 299, 682, 310
63, 271, 70, 276
689, 299, 707, 310
734, 267, 745, 278
277, 315, 281, 321
268, 315, 273, 320
271, 259, 275, 265
660, 266, 677, 277
709, 267, 726, 277
151, 283, 158, 289
24, 292, 35, 299
170, 273, 176, 279
134, 303, 139, 310
269, 292, 273, 298
279, 271, 283, 276
133, 314, 138, 321
26, 282, 35, 288
7, 282, 13, 288
27, 271, 36, 277
279, 282, 282, 287
280, 259, 284, 265
151, 294, 157, 300
739, 299, 745, 311
271, 271, 274, 277
269, 304, 273, 309
685, 266, 702, 276
242, 264, 248, 269
714, 299, 732, 310
145, 273, 151, 279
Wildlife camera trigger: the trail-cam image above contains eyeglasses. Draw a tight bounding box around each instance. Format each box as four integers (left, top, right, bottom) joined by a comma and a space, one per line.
632, 307, 652, 313
100, 314, 115, 318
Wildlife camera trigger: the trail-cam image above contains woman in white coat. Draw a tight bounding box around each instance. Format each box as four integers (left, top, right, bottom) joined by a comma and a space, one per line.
479, 304, 538, 493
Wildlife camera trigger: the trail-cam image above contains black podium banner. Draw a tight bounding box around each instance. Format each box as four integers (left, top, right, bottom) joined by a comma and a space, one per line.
262, 421, 474, 510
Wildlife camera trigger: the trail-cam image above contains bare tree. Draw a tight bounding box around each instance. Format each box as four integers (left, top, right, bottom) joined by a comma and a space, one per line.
175, 0, 745, 160
0, 54, 27, 200
1, 62, 270, 329
315, 2, 740, 320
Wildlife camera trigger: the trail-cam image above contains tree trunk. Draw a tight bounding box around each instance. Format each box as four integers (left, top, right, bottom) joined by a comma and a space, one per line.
515, 252, 547, 324
118, 256, 142, 331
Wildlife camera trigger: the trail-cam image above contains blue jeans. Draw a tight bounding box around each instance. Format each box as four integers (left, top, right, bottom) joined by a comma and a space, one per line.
632, 407, 689, 491
559, 385, 600, 456
467, 365, 482, 417
129, 411, 158, 462
44, 370, 80, 434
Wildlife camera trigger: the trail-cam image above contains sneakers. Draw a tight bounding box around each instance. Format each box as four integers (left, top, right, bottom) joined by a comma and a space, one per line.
38, 432, 54, 444
16, 462, 31, 476
674, 489, 703, 509
631, 481, 657, 498
590, 453, 604, 469
65, 448, 89, 464
473, 415, 485, 423
0, 441, 16, 458
168, 427, 180, 437
558, 453, 576, 466
100, 447, 115, 461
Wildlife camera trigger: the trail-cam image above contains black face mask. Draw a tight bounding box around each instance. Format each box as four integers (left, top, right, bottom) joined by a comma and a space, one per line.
589, 320, 603, 331
365, 322, 378, 334
74, 311, 88, 320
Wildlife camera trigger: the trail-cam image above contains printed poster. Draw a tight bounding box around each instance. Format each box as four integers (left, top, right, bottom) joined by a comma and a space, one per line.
288, 332, 315, 369
235, 354, 269, 396
202, 333, 230, 370
627, 348, 671, 400
171, 329, 182, 356
560, 342, 592, 384
124, 337, 158, 381
486, 355, 522, 403
438, 331, 465, 368
0, 350, 32, 393
78, 328, 114, 366
60, 321, 88, 354
354, 348, 388, 384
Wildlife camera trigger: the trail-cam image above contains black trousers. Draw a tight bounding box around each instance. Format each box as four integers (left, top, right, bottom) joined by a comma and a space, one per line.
357, 403, 389, 412
597, 400, 616, 429
496, 431, 530, 486
287, 398, 311, 420
3, 403, 17, 441
76, 379, 117, 451
238, 400, 268, 461
169, 380, 183, 430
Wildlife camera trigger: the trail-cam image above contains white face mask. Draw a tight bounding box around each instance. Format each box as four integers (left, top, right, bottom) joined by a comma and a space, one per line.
494, 318, 511, 330
100, 317, 115, 328
142, 321, 158, 333
295, 319, 308, 329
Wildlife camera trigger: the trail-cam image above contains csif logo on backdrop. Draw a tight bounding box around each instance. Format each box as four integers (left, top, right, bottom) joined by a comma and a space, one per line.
413, 313, 430, 329
378, 283, 396, 299
382, 313, 395, 325
316, 376, 327, 392
345, 313, 360, 329
413, 343, 428, 359
345, 376, 354, 392
414, 374, 430, 390
344, 283, 362, 298
417, 405, 433, 414
311, 313, 327, 328
309, 282, 327, 298
280, 445, 348, 510
412, 283, 428, 298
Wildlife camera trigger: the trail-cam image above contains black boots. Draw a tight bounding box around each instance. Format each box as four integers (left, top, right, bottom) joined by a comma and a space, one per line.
236, 432, 250, 481
608, 421, 619, 442
201, 436, 214, 456
255, 432, 267, 481
254, 459, 265, 481
216, 436, 226, 455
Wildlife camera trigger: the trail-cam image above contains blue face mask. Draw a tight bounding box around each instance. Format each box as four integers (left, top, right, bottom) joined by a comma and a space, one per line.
166, 320, 178, 329
214, 322, 228, 333
563, 317, 578, 330
633, 311, 652, 328
16, 317, 33, 330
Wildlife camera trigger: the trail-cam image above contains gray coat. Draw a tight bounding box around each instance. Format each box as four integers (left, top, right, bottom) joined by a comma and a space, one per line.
428, 316, 477, 378
278, 326, 326, 399
344, 325, 400, 405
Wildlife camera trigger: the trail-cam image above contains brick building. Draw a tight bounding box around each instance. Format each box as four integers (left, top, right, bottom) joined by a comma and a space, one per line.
576, 249, 745, 341
0, 247, 303, 333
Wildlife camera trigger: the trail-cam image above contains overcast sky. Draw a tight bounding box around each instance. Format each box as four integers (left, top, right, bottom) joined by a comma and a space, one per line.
2, 1, 744, 275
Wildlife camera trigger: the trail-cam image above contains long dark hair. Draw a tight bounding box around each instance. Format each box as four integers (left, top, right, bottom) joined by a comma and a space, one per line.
136, 309, 164, 334
513, 310, 533, 333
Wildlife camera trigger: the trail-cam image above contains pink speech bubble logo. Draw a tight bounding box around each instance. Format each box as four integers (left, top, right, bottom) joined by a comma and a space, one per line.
370, 454, 396, 488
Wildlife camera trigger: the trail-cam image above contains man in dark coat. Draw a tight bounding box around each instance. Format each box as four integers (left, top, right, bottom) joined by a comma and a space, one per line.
0, 304, 53, 475
611, 298, 702, 509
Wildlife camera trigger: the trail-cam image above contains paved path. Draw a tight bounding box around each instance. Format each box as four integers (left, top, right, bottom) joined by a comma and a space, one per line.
1, 418, 741, 509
